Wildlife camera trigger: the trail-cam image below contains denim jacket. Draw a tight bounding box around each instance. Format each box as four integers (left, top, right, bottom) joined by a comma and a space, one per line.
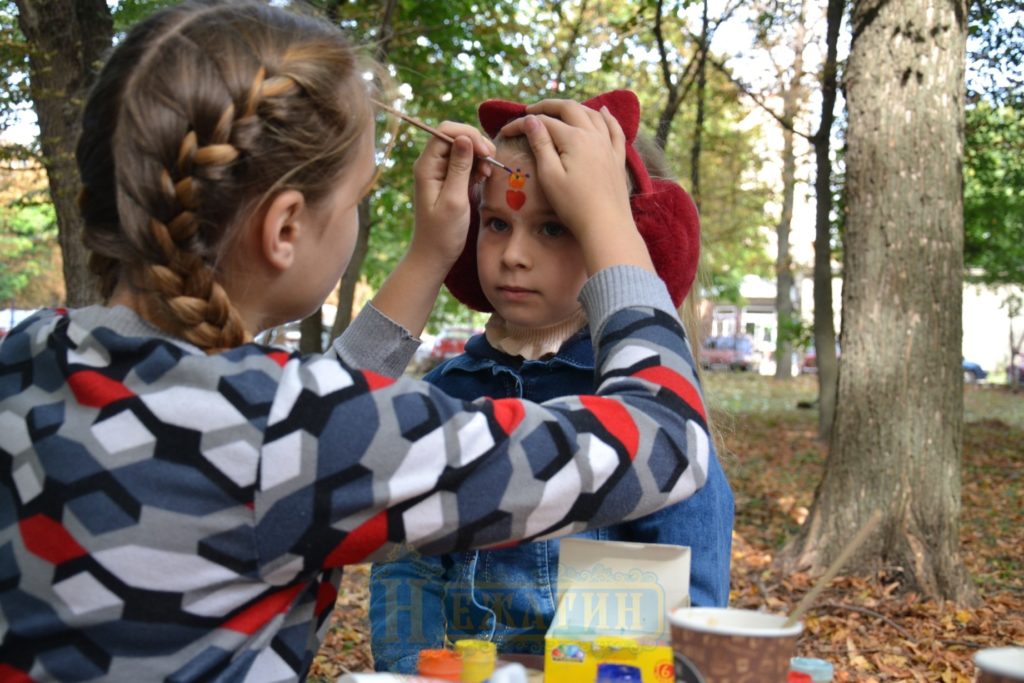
370, 331, 734, 673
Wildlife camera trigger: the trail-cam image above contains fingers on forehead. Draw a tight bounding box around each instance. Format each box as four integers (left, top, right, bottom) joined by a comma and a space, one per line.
525, 99, 605, 128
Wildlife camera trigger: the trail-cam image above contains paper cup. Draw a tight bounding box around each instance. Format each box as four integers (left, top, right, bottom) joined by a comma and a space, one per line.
975, 647, 1024, 683
670, 607, 803, 683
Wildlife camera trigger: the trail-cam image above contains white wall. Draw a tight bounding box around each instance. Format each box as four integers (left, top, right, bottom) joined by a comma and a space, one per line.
962, 284, 1023, 376
740, 277, 1020, 379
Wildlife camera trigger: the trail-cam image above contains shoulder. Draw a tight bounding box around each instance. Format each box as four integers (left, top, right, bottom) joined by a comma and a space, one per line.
426, 335, 510, 377
550, 328, 594, 368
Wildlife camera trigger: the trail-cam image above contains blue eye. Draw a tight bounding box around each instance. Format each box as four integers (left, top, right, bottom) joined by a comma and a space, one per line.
484, 217, 510, 232
540, 222, 566, 237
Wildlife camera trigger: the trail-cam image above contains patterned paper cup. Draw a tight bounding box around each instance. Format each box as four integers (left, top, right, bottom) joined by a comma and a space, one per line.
974, 647, 1024, 683
669, 607, 803, 683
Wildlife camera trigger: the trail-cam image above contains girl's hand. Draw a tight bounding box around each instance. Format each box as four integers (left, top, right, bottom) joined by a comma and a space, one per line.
498, 100, 654, 275
411, 122, 495, 269
371, 122, 494, 338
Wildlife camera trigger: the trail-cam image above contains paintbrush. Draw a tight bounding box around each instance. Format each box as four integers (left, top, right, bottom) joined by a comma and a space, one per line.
372, 99, 513, 174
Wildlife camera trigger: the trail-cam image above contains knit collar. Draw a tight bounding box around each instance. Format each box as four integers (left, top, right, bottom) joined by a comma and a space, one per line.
484, 308, 588, 360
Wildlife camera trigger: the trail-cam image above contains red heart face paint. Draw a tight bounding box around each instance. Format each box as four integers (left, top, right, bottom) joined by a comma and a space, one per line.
505, 168, 529, 210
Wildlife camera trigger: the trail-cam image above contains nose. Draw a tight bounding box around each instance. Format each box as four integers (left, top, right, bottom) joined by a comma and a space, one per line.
500, 228, 532, 269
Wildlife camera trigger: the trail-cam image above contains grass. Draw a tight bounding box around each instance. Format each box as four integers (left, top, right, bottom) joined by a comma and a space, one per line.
704, 371, 1023, 429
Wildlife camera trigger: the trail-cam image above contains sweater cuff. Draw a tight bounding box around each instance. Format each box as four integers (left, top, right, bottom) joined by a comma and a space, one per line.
579, 265, 677, 336
332, 303, 421, 378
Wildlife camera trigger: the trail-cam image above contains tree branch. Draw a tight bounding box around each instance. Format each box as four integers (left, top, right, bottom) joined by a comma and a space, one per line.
552, 0, 590, 91
706, 50, 814, 142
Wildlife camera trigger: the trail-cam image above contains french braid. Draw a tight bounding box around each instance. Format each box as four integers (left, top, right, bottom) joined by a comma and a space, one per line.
78, 0, 378, 353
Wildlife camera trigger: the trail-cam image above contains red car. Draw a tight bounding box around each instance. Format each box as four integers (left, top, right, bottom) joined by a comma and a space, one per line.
801, 342, 840, 374
429, 326, 480, 362
700, 335, 760, 372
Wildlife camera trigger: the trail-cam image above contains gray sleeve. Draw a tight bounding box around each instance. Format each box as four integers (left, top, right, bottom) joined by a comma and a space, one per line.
331, 303, 422, 378
580, 265, 678, 340
334, 266, 673, 378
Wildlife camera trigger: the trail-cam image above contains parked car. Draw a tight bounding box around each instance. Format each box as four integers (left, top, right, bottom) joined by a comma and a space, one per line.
801, 342, 841, 374
260, 320, 331, 351
962, 359, 988, 383
410, 326, 482, 374
700, 334, 761, 372
431, 326, 479, 361
407, 332, 437, 374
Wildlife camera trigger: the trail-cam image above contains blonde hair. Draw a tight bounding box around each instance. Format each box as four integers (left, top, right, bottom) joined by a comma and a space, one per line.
77, 0, 380, 352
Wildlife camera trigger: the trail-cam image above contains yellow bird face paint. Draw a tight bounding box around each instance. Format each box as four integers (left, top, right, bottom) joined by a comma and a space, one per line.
506, 168, 530, 210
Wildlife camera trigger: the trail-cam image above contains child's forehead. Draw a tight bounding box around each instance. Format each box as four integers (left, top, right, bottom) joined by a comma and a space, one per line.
493, 147, 535, 169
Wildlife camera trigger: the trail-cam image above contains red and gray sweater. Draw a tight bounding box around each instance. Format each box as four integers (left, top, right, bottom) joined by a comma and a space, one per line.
0, 266, 709, 682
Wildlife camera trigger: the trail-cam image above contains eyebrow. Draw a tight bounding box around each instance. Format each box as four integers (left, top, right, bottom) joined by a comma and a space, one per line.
479, 202, 559, 220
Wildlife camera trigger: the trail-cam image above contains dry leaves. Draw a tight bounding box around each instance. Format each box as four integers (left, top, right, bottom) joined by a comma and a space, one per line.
309, 384, 1023, 681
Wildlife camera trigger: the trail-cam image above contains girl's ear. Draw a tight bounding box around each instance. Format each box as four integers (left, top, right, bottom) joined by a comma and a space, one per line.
478, 99, 527, 138
260, 190, 307, 271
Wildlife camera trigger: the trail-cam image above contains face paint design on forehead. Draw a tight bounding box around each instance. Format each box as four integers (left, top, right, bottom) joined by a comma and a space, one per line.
505, 167, 530, 211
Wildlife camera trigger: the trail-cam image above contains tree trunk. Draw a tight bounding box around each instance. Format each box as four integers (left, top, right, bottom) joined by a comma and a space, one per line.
773, 1, 805, 380
300, 306, 324, 354
784, 0, 976, 604
687, 0, 708, 211
1009, 296, 1022, 388
774, 6, 806, 378
14, 0, 112, 307
331, 200, 371, 338
811, 0, 844, 440
328, 0, 397, 341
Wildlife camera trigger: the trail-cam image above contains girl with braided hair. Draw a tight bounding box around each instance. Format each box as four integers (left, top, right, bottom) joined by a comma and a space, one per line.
1, 3, 712, 681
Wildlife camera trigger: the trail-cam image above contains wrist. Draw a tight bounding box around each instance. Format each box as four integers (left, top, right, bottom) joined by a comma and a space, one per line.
398, 246, 452, 289
578, 219, 655, 275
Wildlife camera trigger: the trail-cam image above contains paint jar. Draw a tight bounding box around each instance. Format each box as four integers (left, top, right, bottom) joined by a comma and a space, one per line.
789, 657, 834, 682
595, 663, 643, 682
456, 639, 497, 683
417, 648, 462, 681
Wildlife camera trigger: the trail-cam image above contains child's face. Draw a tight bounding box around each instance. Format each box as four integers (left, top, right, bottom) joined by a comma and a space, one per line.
477, 152, 588, 328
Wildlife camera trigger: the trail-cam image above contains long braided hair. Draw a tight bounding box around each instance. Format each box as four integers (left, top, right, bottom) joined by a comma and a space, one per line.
77, 0, 377, 352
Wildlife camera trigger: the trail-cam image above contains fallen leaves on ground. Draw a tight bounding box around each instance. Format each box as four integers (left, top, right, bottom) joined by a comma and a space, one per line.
310, 380, 1023, 681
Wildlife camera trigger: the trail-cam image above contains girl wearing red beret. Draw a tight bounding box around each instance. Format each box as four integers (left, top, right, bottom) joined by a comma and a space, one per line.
369, 90, 735, 672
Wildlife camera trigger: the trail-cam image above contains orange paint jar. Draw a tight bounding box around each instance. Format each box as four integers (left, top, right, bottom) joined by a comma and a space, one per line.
417, 648, 462, 681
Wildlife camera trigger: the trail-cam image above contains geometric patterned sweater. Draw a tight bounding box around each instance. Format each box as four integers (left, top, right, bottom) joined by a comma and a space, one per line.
0, 267, 710, 682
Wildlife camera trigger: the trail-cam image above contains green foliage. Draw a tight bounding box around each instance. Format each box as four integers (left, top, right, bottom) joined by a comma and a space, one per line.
967, 1, 1023, 107
0, 188, 56, 302
0, 1, 32, 147
111, 0, 177, 32
776, 316, 812, 350
964, 100, 1024, 286
1, 0, 774, 331
963, 2, 1023, 288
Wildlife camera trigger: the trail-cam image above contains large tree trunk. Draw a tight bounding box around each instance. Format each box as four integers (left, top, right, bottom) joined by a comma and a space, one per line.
784, 0, 976, 603
15, 0, 112, 307
773, 3, 805, 380
811, 0, 844, 440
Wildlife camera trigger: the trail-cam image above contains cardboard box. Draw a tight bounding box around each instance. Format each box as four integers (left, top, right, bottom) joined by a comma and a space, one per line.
544, 538, 691, 683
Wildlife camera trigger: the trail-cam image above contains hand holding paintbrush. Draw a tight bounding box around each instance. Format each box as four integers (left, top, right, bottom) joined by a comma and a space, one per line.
373, 99, 513, 174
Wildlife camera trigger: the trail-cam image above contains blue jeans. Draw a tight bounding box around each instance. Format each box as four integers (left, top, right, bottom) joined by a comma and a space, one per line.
369, 452, 734, 673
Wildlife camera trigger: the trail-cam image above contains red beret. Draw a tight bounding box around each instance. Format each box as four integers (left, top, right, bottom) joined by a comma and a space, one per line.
445, 89, 700, 310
